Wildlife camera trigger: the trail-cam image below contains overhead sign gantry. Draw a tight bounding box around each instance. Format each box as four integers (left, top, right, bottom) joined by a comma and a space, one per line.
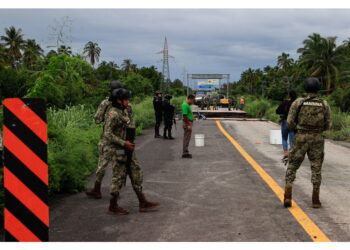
187, 74, 230, 96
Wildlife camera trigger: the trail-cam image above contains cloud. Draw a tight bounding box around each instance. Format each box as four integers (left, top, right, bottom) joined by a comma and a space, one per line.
1, 9, 350, 82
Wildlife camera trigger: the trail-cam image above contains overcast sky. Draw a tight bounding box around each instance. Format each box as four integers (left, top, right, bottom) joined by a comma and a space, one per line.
1, 9, 350, 87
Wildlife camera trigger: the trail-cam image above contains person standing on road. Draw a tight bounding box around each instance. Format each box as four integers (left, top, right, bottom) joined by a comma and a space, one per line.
86, 80, 123, 197
103, 88, 159, 215
283, 77, 332, 209
162, 94, 175, 139
87, 83, 159, 214
153, 90, 163, 138
276, 91, 297, 165
228, 96, 233, 111
239, 96, 245, 110
182, 94, 196, 158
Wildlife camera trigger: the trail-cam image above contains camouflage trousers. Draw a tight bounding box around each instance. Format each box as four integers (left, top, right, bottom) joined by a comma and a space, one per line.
285, 132, 325, 188
95, 142, 143, 194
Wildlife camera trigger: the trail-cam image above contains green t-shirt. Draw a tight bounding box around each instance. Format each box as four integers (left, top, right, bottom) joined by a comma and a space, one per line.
182, 101, 194, 121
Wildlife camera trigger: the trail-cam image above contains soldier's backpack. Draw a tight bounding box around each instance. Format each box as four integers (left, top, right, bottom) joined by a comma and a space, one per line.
295, 96, 326, 131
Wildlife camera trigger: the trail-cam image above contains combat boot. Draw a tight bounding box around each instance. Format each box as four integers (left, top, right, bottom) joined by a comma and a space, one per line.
163, 130, 168, 139
85, 181, 102, 199
168, 131, 175, 140
283, 184, 292, 208
107, 193, 129, 215
312, 188, 322, 208
136, 192, 159, 212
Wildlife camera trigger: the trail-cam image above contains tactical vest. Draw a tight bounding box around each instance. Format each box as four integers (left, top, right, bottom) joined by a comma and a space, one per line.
296, 97, 326, 132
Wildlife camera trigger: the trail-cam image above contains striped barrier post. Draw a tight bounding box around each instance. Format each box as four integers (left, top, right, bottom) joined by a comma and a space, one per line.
3, 98, 48, 242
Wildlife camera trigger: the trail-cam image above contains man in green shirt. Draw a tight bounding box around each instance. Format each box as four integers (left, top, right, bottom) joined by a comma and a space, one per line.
182, 94, 196, 158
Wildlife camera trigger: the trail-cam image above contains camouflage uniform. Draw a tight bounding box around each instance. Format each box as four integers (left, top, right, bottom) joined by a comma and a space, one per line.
285, 94, 332, 188
94, 98, 143, 193
201, 96, 205, 110
213, 97, 218, 110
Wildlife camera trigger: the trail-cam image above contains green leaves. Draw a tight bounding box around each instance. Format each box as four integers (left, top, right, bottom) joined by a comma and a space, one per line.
26, 55, 90, 108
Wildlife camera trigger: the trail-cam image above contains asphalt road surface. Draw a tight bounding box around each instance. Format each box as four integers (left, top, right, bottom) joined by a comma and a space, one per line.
48, 119, 350, 242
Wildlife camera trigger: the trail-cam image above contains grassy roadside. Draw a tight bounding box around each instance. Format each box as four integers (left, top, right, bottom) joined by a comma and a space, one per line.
244, 96, 350, 142
0, 96, 186, 219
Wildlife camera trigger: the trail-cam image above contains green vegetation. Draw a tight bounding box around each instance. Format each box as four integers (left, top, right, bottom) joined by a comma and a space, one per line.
221, 33, 350, 142
244, 96, 350, 142
0, 25, 188, 220
227, 33, 350, 115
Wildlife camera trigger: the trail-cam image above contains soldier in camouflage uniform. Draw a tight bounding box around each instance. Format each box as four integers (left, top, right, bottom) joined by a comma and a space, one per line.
86, 80, 123, 198
205, 95, 211, 110
86, 82, 159, 214
201, 96, 205, 110
284, 77, 332, 209
213, 96, 218, 110
103, 88, 159, 215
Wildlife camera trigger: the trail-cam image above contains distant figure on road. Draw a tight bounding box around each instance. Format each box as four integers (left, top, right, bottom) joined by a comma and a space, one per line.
276, 90, 297, 165
182, 94, 196, 158
162, 94, 175, 139
240, 96, 245, 110
228, 96, 236, 111
284, 77, 332, 209
153, 90, 163, 138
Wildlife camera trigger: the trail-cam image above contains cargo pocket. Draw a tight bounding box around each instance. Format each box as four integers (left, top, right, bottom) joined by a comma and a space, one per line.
116, 149, 127, 163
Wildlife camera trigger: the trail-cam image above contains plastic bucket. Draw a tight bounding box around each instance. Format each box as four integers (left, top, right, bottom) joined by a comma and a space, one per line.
195, 134, 205, 147
269, 130, 282, 145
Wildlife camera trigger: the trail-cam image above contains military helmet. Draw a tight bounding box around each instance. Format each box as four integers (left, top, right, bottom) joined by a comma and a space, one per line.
109, 80, 123, 91
165, 94, 172, 100
111, 88, 131, 102
304, 77, 320, 93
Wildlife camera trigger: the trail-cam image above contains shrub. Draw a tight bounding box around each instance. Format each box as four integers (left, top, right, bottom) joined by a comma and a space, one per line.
47, 105, 100, 194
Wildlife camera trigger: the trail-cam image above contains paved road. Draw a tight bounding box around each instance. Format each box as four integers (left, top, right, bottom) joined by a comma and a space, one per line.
48, 119, 350, 242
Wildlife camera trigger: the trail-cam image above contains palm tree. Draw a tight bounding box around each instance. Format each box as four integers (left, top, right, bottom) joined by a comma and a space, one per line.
23, 39, 44, 69
297, 33, 345, 90
241, 68, 259, 94
107, 61, 118, 69
277, 53, 295, 90
0, 43, 8, 66
277, 53, 294, 72
83, 41, 101, 66
0, 26, 25, 68
57, 45, 72, 56
121, 59, 133, 73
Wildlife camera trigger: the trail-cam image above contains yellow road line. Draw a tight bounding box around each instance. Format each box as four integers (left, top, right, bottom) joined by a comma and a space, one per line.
215, 120, 331, 242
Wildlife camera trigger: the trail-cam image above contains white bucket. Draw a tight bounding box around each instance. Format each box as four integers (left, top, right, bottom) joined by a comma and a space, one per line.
269, 130, 282, 145
195, 134, 205, 147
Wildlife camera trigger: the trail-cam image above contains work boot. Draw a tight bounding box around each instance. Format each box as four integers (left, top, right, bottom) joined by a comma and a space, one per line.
283, 184, 292, 208
136, 192, 159, 212
107, 194, 129, 215
168, 131, 175, 140
155, 127, 162, 138
182, 153, 192, 159
312, 188, 322, 208
85, 181, 102, 199
163, 130, 168, 139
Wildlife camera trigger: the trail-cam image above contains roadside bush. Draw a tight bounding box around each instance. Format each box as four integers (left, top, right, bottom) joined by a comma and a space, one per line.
48, 105, 100, 194
245, 96, 350, 142
324, 108, 350, 142
133, 98, 154, 135
245, 98, 273, 118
